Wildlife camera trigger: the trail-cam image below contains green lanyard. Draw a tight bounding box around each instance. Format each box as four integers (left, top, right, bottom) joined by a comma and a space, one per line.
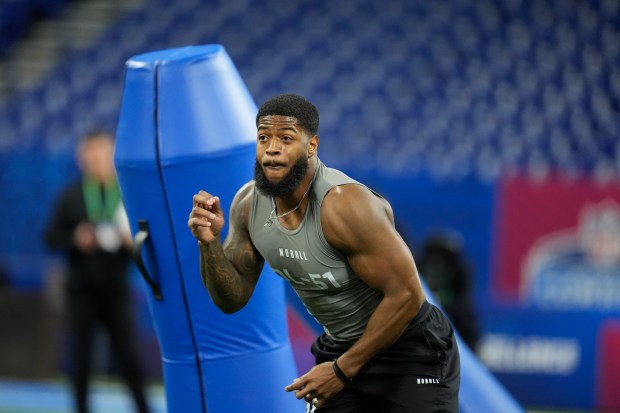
82, 176, 121, 223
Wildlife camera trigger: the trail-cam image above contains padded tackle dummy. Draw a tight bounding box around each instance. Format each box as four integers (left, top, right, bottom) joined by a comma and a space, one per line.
114, 44, 301, 413
419, 281, 525, 413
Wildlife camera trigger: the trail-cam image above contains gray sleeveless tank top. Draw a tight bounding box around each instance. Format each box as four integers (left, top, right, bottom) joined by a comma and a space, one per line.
249, 160, 383, 340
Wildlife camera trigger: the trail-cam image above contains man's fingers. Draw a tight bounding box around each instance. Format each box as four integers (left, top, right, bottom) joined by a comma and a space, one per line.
189, 217, 210, 227
191, 206, 217, 220
284, 380, 300, 392
292, 378, 312, 400
284, 377, 305, 393
193, 192, 220, 209
295, 387, 312, 400
206, 196, 220, 210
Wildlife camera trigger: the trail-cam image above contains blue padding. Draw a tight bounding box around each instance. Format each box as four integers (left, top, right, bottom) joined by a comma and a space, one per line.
420, 281, 525, 413
116, 44, 300, 413
459, 342, 525, 413
201, 345, 298, 412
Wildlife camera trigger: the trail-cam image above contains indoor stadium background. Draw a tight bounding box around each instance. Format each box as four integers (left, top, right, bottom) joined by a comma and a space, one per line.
0, 0, 619, 412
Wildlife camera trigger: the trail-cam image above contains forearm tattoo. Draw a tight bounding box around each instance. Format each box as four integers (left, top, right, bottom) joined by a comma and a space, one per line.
198, 189, 262, 311
200, 241, 248, 310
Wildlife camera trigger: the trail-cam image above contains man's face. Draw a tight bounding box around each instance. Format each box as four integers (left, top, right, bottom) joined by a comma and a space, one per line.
254, 115, 312, 197
78, 135, 116, 182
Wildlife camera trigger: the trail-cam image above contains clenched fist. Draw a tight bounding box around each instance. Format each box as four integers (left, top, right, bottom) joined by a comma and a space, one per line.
188, 190, 225, 244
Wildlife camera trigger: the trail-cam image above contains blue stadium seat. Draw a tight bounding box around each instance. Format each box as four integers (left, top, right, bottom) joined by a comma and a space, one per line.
0, 0, 618, 181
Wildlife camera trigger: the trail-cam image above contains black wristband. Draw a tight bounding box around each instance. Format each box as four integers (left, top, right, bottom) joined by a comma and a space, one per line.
332, 358, 352, 384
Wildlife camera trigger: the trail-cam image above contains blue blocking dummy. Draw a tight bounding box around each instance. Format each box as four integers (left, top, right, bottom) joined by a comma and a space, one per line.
419, 282, 525, 413
115, 45, 301, 413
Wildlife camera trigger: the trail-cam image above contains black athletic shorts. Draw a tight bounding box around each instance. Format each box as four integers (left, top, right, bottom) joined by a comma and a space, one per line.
308, 301, 460, 413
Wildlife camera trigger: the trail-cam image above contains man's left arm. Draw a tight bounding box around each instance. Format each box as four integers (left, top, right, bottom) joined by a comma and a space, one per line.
286, 184, 426, 407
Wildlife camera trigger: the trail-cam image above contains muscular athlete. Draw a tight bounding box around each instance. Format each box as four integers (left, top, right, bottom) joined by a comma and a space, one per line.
188, 94, 459, 412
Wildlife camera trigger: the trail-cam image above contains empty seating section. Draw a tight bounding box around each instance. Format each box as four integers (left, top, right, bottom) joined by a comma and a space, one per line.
0, 0, 618, 180
0, 0, 70, 57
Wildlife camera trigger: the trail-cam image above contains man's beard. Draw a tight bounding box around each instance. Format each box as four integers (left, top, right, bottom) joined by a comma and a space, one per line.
254, 156, 309, 198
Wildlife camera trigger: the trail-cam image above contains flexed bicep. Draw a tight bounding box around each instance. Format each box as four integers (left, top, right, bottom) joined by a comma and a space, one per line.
224, 182, 265, 281
322, 184, 421, 298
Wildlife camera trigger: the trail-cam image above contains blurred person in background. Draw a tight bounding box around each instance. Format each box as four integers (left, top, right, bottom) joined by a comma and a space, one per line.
0, 262, 7, 289
417, 233, 479, 350
45, 129, 150, 413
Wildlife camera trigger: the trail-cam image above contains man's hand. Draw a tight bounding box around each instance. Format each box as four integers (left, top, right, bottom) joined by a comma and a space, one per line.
188, 190, 225, 244
285, 362, 344, 408
73, 222, 97, 252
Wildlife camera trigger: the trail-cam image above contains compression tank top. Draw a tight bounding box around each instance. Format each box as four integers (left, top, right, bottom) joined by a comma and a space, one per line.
248, 160, 383, 340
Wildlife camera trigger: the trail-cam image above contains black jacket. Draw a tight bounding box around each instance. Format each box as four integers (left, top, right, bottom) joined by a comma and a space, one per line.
45, 180, 131, 296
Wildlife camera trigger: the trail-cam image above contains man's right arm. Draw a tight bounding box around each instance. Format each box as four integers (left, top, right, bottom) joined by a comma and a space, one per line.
189, 182, 264, 314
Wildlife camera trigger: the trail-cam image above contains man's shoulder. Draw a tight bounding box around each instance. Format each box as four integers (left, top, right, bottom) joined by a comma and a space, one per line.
320, 163, 355, 183
323, 183, 377, 208
231, 180, 255, 204
238, 180, 256, 197
318, 162, 387, 206
230, 181, 256, 225
314, 162, 360, 201
322, 183, 393, 227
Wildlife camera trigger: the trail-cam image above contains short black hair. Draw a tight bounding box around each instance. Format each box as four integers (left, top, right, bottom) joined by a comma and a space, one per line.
82, 128, 113, 142
256, 94, 319, 136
